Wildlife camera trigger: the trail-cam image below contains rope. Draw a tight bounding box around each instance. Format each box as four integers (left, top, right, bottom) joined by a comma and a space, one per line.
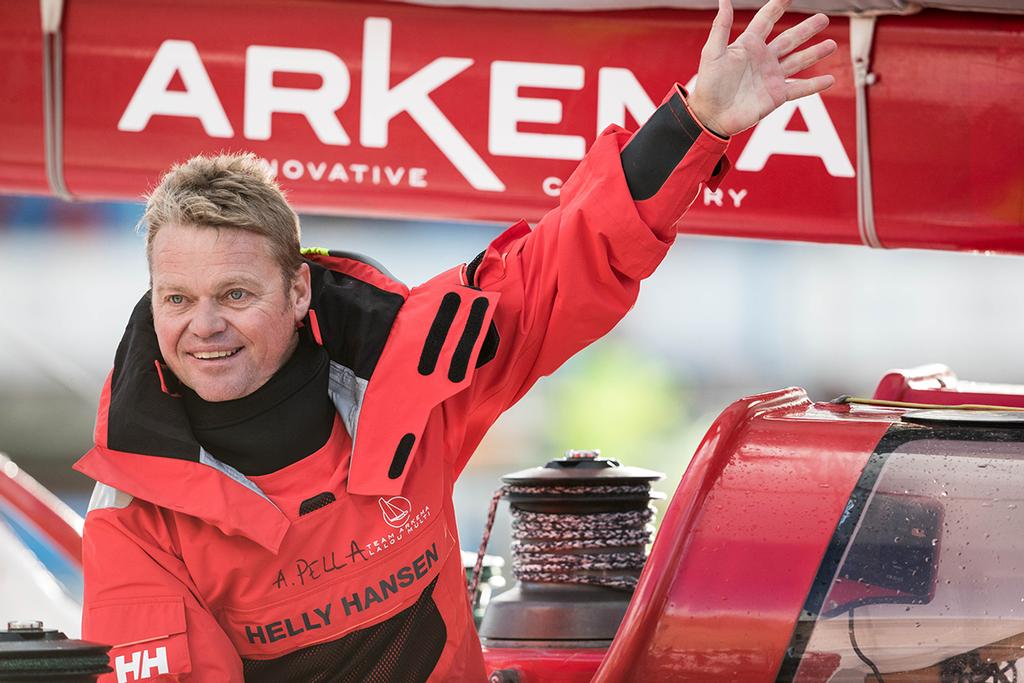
835, 396, 1024, 412
468, 482, 655, 604
468, 486, 507, 604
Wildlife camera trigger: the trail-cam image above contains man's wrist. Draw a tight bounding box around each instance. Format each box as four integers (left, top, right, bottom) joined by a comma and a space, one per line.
684, 92, 729, 140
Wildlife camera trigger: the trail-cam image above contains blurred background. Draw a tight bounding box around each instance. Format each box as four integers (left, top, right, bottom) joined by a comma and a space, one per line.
2, 193, 1023, 607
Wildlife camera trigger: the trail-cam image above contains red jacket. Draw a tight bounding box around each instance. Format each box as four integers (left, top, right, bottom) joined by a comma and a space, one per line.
75, 87, 728, 683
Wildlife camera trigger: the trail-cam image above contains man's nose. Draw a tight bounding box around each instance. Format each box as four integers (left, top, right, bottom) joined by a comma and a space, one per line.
189, 299, 228, 338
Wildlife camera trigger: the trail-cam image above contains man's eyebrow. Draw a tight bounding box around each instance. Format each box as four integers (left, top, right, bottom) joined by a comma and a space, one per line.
152, 281, 190, 295
216, 274, 265, 290
152, 274, 265, 295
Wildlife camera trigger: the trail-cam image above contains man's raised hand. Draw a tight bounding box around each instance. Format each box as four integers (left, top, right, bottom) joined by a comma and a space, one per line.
687, 0, 837, 137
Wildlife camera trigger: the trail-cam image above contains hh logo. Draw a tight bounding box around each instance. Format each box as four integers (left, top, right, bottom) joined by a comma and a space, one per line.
378, 496, 411, 528
115, 646, 169, 683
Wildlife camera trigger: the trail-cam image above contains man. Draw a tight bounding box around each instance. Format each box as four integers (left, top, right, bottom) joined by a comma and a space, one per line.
75, 0, 836, 680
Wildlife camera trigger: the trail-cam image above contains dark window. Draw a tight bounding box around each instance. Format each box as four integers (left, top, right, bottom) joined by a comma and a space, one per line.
784, 435, 1024, 682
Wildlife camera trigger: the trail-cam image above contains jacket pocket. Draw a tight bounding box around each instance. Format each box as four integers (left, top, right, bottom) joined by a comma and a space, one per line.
87, 595, 192, 682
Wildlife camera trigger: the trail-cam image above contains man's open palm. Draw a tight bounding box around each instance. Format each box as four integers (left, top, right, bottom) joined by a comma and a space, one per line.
689, 0, 837, 136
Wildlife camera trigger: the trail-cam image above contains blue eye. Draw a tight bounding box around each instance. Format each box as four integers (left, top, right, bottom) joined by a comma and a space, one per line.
228, 289, 246, 301
168, 294, 184, 305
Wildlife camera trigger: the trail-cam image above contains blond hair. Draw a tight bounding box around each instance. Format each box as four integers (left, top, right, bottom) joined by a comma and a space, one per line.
142, 153, 302, 281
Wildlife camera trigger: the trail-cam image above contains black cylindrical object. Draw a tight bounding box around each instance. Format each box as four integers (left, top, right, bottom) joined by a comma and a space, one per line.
0, 621, 111, 682
478, 450, 663, 646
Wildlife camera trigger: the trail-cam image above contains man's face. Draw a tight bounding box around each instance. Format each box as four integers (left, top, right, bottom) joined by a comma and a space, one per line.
150, 223, 310, 402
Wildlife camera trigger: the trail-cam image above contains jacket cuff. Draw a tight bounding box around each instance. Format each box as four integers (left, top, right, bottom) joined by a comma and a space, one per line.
620, 86, 731, 236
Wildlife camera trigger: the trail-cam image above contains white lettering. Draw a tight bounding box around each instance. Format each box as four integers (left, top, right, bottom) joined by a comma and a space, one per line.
115, 646, 167, 682
244, 46, 351, 144
328, 163, 349, 182
728, 188, 748, 207
596, 67, 657, 134
141, 647, 169, 678
703, 187, 723, 207
736, 95, 854, 177
409, 167, 428, 188
260, 159, 426, 187
115, 651, 141, 683
118, 40, 232, 137
350, 164, 368, 183
542, 176, 563, 197
489, 61, 585, 160
282, 159, 303, 180
361, 18, 503, 191
307, 161, 327, 181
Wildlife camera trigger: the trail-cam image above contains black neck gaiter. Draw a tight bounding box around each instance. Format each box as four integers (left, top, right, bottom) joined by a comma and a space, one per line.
181, 334, 335, 476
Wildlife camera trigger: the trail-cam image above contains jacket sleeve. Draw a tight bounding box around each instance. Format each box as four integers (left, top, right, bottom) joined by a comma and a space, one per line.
443, 86, 729, 476
82, 497, 243, 683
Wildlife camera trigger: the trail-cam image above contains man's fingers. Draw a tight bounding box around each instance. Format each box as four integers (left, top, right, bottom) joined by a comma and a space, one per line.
702, 0, 734, 58
785, 74, 836, 101
769, 13, 829, 58
781, 39, 837, 78
745, 0, 790, 42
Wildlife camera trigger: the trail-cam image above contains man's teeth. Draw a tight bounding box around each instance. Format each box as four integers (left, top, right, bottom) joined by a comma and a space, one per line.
191, 349, 239, 360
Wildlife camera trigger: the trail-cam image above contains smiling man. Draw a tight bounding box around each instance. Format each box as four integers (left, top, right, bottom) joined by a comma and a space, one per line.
150, 222, 311, 403
75, 0, 836, 680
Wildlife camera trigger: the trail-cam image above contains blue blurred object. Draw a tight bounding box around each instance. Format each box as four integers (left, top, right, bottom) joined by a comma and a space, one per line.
0, 506, 83, 603
0, 195, 141, 233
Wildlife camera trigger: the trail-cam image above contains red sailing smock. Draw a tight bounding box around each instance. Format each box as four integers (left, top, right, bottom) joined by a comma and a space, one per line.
74, 87, 729, 683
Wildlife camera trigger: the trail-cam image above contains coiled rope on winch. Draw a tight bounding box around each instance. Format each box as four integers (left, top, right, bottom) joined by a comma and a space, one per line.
469, 480, 658, 604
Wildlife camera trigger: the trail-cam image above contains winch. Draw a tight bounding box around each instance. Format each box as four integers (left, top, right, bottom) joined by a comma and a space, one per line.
0, 621, 110, 682
474, 450, 663, 647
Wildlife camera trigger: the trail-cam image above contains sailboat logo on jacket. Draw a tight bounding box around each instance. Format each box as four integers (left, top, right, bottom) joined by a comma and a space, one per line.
378, 496, 412, 528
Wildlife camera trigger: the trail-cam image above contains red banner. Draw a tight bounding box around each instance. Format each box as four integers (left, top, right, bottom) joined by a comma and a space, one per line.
2, 1, 1022, 252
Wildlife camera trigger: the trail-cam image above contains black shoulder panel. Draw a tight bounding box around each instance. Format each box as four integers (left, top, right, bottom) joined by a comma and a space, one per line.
620, 90, 704, 202
306, 260, 405, 381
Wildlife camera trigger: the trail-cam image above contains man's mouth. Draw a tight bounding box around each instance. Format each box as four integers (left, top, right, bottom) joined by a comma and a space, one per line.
188, 348, 242, 360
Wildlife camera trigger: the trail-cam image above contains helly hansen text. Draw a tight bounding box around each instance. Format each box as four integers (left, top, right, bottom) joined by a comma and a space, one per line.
244, 542, 438, 645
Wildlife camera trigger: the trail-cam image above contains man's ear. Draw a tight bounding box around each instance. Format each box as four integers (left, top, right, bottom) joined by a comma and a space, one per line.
292, 262, 312, 322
